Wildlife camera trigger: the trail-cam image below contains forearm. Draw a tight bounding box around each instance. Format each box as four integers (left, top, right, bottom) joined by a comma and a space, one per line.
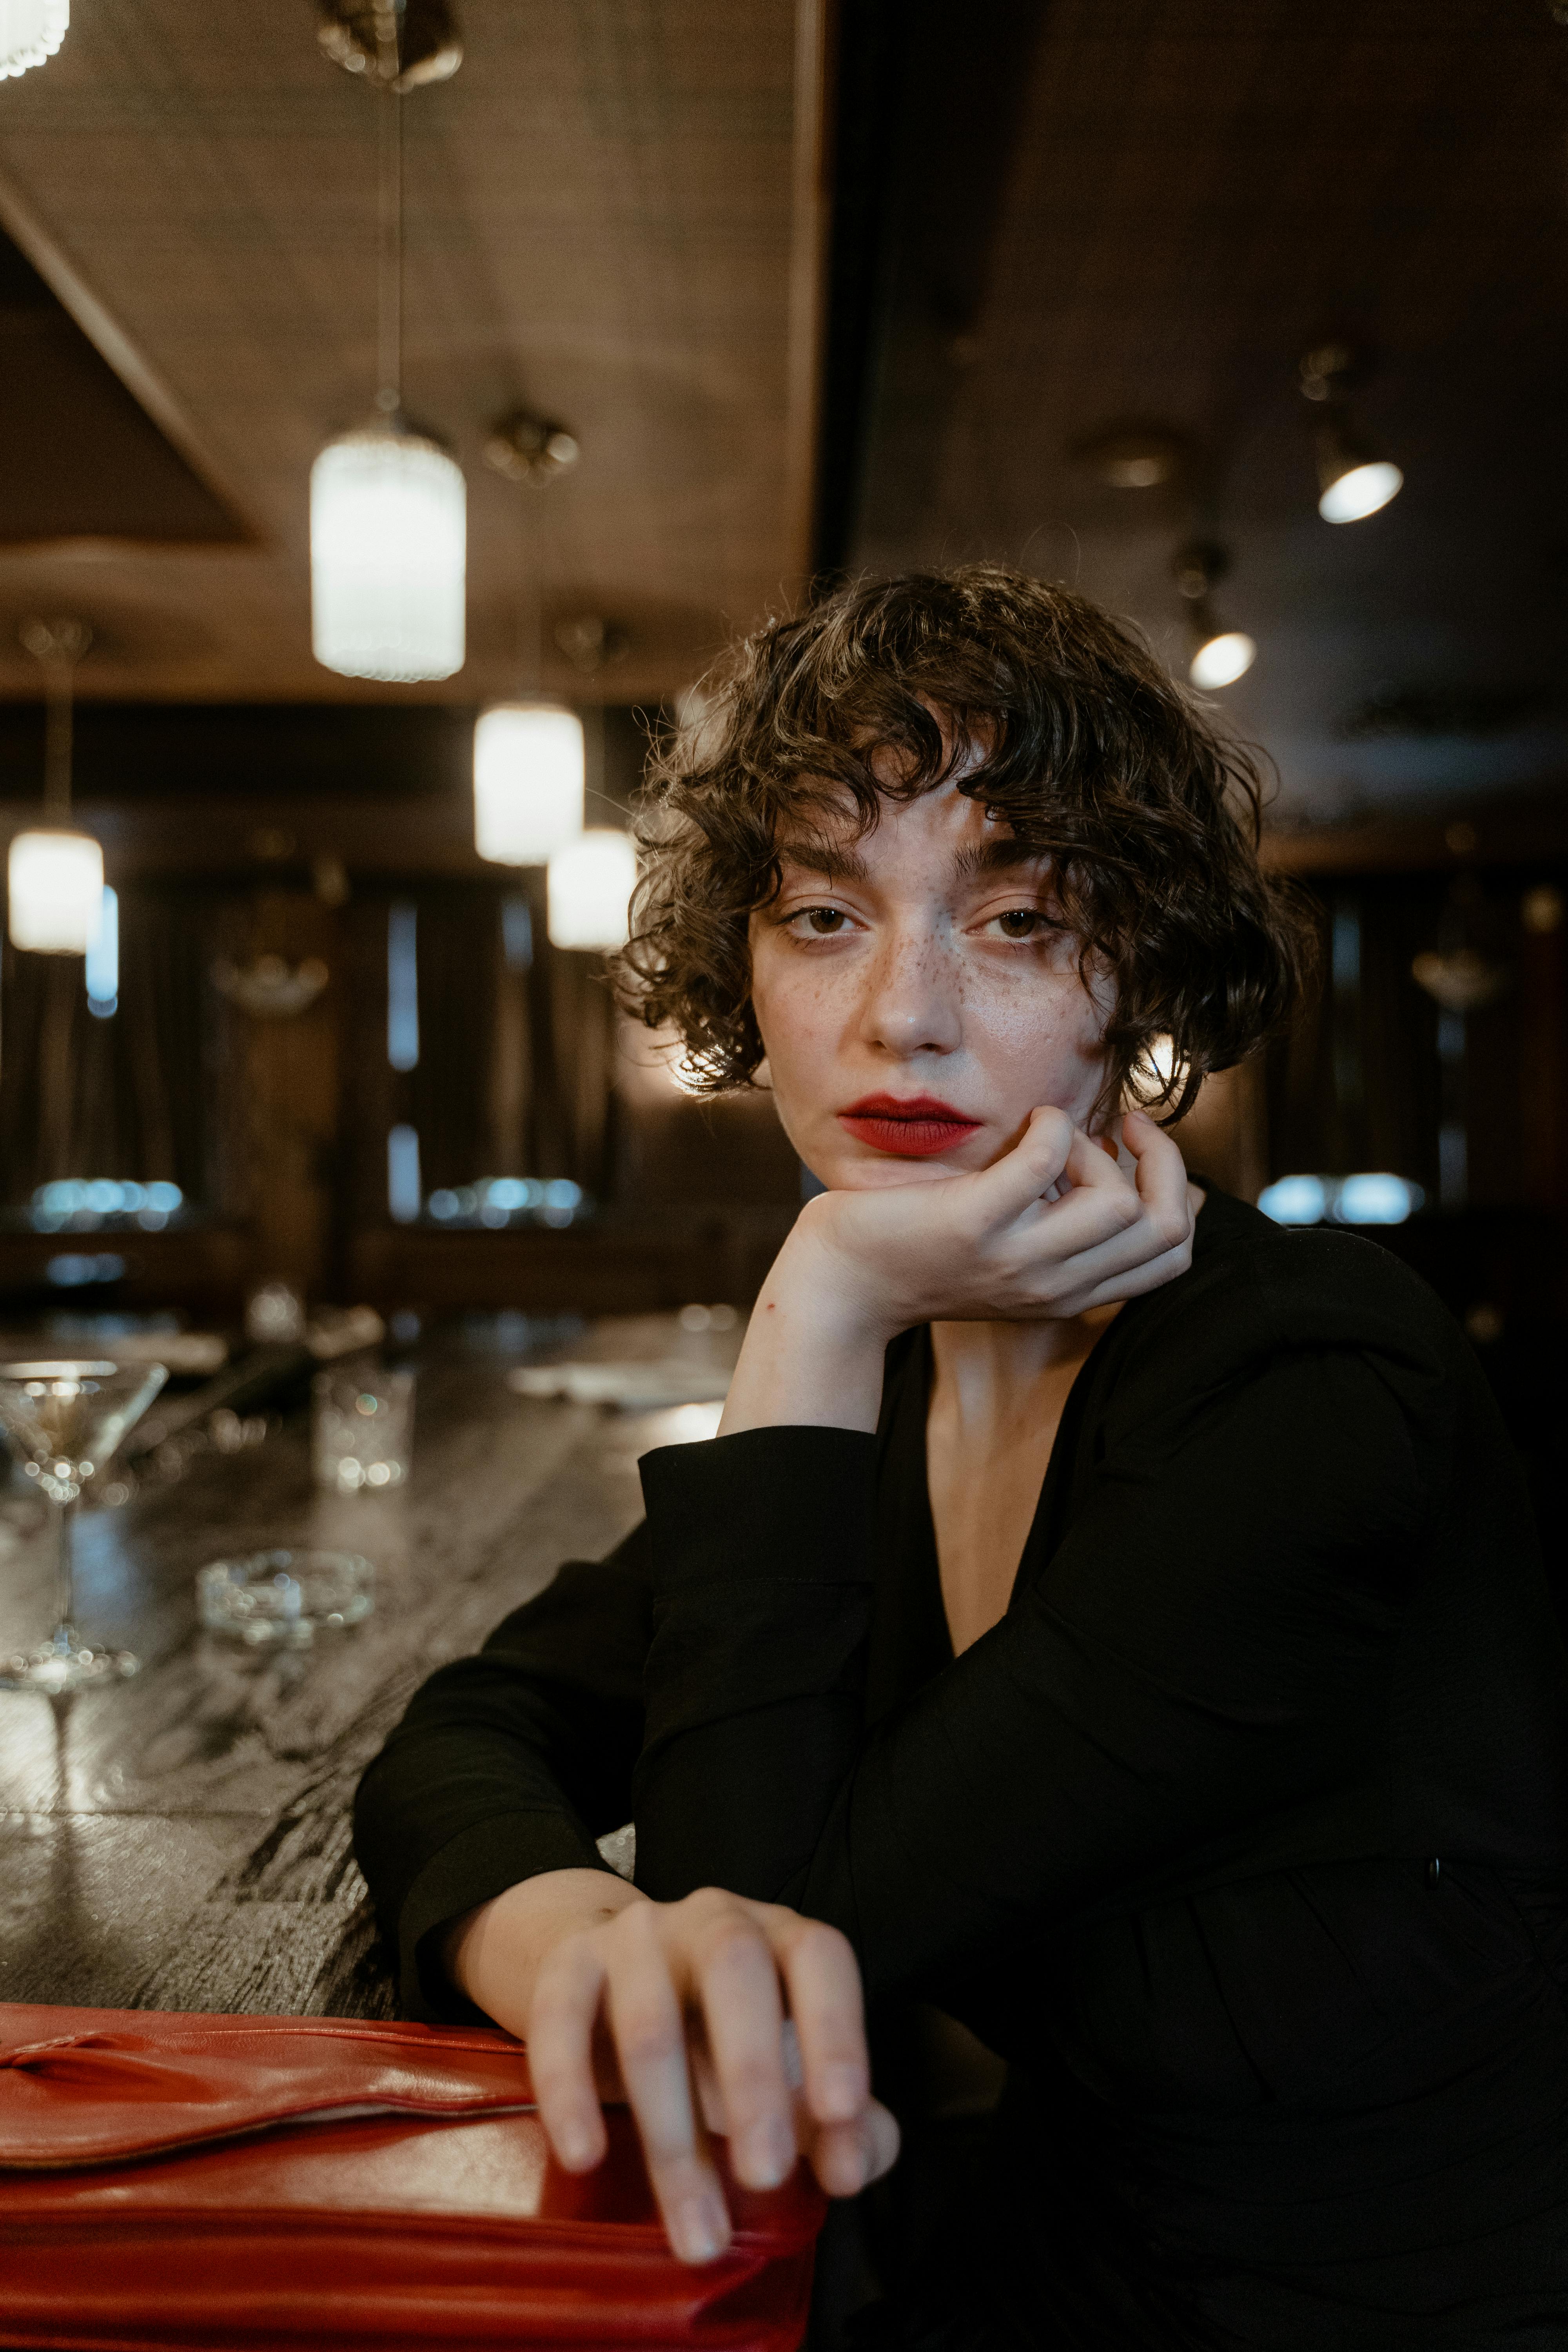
352, 1534, 654, 2019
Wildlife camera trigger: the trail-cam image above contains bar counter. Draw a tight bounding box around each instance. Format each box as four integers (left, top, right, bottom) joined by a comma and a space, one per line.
0, 1318, 712, 2018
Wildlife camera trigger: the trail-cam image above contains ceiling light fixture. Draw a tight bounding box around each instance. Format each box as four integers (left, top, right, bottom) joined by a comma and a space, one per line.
1068, 421, 1189, 492
475, 705, 585, 866
0, 0, 68, 80
1299, 343, 1403, 525
1173, 543, 1256, 690
546, 830, 637, 952
7, 619, 105, 956
474, 403, 585, 867
484, 409, 580, 487
311, 3, 465, 682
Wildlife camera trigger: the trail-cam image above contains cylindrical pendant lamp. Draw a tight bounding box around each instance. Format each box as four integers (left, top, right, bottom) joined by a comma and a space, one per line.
0, 0, 68, 79
8, 828, 103, 954
546, 829, 637, 951
474, 704, 584, 865
311, 422, 465, 682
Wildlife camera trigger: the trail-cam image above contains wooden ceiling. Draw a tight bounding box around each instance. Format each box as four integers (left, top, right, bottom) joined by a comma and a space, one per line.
0, 0, 1562, 845
0, 0, 811, 706
840, 0, 1568, 829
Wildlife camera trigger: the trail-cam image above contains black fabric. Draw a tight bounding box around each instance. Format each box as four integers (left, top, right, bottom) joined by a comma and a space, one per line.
353, 1188, 1568, 2348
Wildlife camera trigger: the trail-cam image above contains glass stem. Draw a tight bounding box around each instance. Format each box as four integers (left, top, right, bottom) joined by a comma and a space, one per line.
52, 1496, 79, 1649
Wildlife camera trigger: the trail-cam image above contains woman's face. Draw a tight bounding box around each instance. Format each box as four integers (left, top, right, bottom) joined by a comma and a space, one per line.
748, 776, 1110, 1192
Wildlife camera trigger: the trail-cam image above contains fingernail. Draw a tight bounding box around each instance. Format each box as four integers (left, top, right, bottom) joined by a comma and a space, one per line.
741, 2112, 794, 2189
673, 2189, 728, 2264
554, 2122, 595, 2170
818, 2062, 864, 2122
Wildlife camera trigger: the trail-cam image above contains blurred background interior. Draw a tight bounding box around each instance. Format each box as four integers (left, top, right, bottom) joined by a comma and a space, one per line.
0, 0, 1564, 1587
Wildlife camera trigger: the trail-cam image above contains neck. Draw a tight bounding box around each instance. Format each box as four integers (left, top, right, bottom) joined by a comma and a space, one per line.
929, 1307, 1117, 1419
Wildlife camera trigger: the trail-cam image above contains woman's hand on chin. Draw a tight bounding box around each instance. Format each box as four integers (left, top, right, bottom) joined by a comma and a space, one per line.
720, 1105, 1196, 1434
447, 1870, 898, 2267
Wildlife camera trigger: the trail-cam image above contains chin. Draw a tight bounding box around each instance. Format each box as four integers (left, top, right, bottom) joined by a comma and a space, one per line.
813, 1151, 978, 1192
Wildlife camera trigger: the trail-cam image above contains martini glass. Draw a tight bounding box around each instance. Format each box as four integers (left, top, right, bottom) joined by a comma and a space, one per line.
0, 1360, 168, 1693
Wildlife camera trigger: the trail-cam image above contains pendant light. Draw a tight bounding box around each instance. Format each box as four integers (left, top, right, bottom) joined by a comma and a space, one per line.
547, 830, 637, 952
7, 619, 104, 956
1173, 544, 1255, 690
474, 409, 585, 867
1299, 344, 1403, 526
0, 0, 68, 80
475, 705, 584, 864
311, 8, 465, 682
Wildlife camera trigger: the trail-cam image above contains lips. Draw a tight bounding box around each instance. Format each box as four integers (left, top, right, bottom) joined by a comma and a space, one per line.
837, 1093, 982, 1158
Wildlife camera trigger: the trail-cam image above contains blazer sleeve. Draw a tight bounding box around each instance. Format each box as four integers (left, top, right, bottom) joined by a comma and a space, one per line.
353, 1520, 652, 2020
631, 1334, 1445, 2007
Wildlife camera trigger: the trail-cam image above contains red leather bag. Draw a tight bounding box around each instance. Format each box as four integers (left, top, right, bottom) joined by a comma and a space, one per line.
0, 2003, 825, 2352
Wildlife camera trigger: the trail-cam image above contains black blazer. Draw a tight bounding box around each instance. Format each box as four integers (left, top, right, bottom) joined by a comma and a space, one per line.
355, 1189, 1568, 2347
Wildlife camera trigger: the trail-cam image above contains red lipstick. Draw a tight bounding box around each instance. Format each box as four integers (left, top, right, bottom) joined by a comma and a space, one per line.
837, 1093, 982, 1158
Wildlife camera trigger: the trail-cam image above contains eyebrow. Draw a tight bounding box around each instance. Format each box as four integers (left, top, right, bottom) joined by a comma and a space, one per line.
774, 840, 871, 884
953, 839, 1052, 881
774, 835, 1051, 888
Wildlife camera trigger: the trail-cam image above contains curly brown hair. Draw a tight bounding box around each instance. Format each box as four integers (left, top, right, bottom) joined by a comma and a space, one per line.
615, 563, 1312, 1123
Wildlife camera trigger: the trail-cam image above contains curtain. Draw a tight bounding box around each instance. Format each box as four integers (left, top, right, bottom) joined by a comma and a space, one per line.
0, 882, 216, 1207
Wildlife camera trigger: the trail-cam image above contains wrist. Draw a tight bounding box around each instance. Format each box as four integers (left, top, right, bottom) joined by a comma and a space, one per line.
447, 1867, 646, 2022
776, 1203, 905, 1348
719, 1210, 896, 1437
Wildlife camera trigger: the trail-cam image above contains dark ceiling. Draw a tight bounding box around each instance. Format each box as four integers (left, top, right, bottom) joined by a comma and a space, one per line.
824, 0, 1568, 828
0, 227, 244, 548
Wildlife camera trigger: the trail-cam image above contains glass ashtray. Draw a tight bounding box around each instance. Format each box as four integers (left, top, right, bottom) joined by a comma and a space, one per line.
196, 1550, 375, 1646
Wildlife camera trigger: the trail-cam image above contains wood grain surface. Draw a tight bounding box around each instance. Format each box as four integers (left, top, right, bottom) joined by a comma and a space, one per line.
0, 1315, 734, 2020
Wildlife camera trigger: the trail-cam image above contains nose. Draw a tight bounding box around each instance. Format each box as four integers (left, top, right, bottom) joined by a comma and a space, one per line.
858, 923, 962, 1058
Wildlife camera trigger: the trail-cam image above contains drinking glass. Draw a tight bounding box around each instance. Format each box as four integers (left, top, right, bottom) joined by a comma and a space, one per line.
312, 1367, 415, 1494
0, 1359, 167, 1692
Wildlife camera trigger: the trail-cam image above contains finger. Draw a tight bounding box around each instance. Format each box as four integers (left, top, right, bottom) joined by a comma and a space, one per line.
1072, 1229, 1196, 1312
604, 1908, 731, 2266
1032, 1181, 1194, 1303
803, 2098, 902, 2198
1056, 1123, 1138, 1194
769, 1911, 871, 2131
1033, 1120, 1192, 1279
967, 1104, 1075, 1220
690, 1898, 796, 2190
1013, 1145, 1149, 1261
1121, 1108, 1193, 1227
527, 1933, 612, 2174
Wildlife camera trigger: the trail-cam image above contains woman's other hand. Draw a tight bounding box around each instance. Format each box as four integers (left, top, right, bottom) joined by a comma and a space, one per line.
448, 1869, 899, 2266
722, 1105, 1196, 1435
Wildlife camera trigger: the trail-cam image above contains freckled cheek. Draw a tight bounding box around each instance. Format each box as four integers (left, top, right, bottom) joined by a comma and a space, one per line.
748, 950, 842, 1125
963, 968, 1107, 1107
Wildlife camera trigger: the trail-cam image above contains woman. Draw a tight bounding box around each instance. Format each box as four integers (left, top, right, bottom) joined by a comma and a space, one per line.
354, 566, 1568, 2348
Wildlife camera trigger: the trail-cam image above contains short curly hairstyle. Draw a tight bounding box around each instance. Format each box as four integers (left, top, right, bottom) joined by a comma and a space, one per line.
615, 563, 1311, 1123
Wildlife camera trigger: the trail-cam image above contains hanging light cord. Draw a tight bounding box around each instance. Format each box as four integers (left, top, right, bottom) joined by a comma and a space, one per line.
374, 2, 405, 416
20, 619, 90, 824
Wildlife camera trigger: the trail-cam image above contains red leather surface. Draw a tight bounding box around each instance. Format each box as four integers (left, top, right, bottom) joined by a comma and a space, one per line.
0, 2004, 824, 2352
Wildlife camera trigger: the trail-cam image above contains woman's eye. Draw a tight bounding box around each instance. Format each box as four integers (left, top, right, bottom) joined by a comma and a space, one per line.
792, 906, 848, 936
992, 908, 1046, 939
